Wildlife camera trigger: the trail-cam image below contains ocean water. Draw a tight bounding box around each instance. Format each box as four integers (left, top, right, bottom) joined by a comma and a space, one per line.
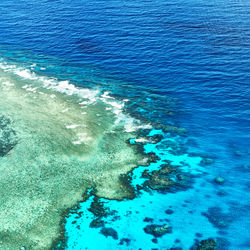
0, 0, 249, 249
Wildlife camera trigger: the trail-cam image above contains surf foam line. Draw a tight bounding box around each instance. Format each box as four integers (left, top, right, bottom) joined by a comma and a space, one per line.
0, 58, 152, 249
0, 59, 152, 134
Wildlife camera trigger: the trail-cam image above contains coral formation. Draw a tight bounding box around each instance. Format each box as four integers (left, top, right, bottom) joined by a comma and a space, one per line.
144, 224, 172, 237
191, 238, 217, 250
143, 164, 193, 193
100, 227, 118, 240
0, 66, 148, 249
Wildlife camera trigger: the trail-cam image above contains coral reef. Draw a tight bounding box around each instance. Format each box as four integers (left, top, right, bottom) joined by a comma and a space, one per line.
89, 219, 105, 228
144, 224, 172, 237
143, 164, 193, 193
191, 238, 217, 250
100, 227, 118, 240
88, 197, 107, 218
0, 66, 147, 249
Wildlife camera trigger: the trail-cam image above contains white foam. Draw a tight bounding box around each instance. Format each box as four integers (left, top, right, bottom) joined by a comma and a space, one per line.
30, 63, 37, 70
66, 124, 81, 129
101, 91, 115, 99
124, 120, 152, 133
0, 58, 152, 135
0, 61, 100, 103
100, 91, 152, 133
79, 101, 90, 105
62, 108, 70, 113
66, 124, 87, 129
135, 138, 149, 143
16, 69, 36, 80
124, 122, 138, 133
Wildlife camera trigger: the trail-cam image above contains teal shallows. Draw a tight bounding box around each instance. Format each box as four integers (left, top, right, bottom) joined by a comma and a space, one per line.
64, 130, 218, 249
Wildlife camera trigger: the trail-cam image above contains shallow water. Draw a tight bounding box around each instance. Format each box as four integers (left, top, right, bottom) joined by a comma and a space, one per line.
0, 0, 249, 249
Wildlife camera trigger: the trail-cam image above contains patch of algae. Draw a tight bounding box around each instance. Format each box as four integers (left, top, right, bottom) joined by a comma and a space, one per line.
0, 68, 147, 249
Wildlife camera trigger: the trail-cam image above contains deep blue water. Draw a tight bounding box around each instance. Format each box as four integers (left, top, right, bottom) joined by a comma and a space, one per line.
0, 0, 250, 249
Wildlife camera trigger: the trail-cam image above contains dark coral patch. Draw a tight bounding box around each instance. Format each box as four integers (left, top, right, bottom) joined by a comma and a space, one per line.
89, 219, 105, 228
119, 238, 131, 246
165, 209, 174, 214
191, 238, 217, 250
202, 207, 232, 229
143, 217, 154, 223
200, 157, 214, 165
144, 224, 172, 237
0, 115, 18, 157
143, 164, 193, 193
100, 227, 118, 240
88, 197, 107, 218
164, 125, 187, 135
119, 173, 136, 199
152, 238, 158, 243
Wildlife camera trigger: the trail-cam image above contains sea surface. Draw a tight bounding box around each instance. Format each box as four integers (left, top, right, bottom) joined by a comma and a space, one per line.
0, 0, 249, 249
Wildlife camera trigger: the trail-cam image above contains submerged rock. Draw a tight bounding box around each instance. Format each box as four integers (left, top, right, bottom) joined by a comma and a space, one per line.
165, 209, 174, 215
202, 207, 231, 229
143, 164, 193, 193
88, 197, 107, 218
144, 224, 172, 237
119, 238, 131, 246
234, 150, 243, 156
191, 238, 217, 250
164, 125, 187, 135
152, 238, 158, 243
146, 172, 175, 191
201, 157, 214, 165
144, 217, 154, 222
143, 165, 175, 191
214, 177, 225, 185
241, 164, 250, 172
89, 219, 104, 228
100, 227, 118, 240
216, 190, 227, 197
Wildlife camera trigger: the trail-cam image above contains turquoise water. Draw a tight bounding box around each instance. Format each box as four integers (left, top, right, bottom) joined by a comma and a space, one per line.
0, 0, 250, 249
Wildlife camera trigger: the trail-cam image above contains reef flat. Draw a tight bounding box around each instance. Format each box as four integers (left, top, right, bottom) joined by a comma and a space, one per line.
0, 61, 150, 249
